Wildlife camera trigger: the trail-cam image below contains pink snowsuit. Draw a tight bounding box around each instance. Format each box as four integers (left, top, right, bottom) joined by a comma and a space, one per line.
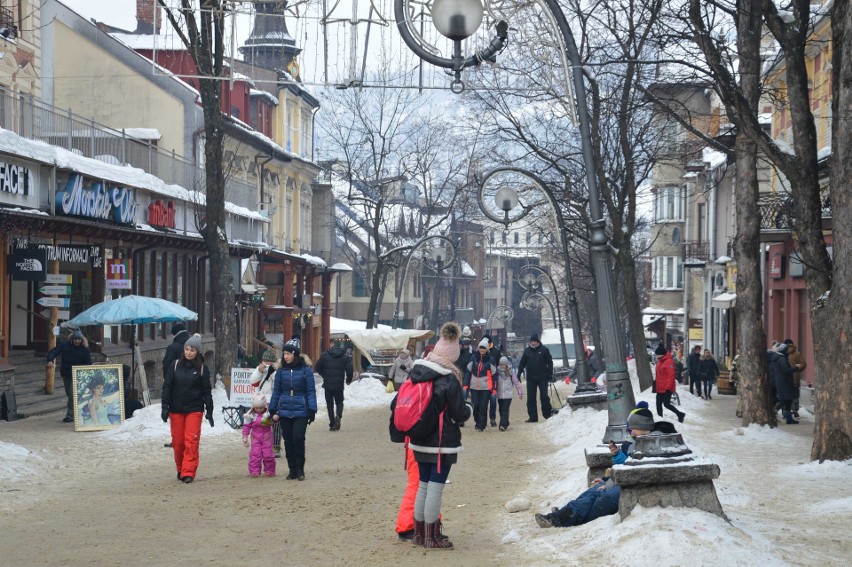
242, 413, 276, 476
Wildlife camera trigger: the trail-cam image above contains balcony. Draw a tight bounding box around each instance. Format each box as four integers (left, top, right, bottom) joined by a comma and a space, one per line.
0, 7, 17, 40
758, 191, 832, 232
682, 241, 711, 265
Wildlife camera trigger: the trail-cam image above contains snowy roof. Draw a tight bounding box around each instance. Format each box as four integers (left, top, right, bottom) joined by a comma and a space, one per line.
642, 306, 685, 315
459, 259, 476, 277
110, 33, 183, 51
329, 263, 353, 272
702, 147, 727, 169
0, 127, 265, 222
250, 89, 279, 106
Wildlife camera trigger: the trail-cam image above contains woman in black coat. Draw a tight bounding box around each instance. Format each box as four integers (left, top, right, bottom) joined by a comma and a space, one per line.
773, 344, 798, 424
698, 350, 720, 400
161, 334, 214, 483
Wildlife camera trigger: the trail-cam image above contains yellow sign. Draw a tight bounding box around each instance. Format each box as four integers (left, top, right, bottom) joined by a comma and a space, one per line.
689, 328, 704, 340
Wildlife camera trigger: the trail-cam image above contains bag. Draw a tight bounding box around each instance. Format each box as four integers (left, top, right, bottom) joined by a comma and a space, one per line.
651, 379, 657, 393
393, 378, 440, 439
385, 380, 395, 393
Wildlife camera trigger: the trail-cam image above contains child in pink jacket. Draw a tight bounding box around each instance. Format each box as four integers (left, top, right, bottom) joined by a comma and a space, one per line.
242, 393, 276, 477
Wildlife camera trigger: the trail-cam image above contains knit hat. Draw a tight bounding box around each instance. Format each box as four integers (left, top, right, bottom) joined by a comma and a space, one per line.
636, 401, 649, 410
462, 325, 472, 338
478, 337, 490, 350
627, 408, 655, 433
282, 338, 301, 357
499, 356, 511, 367
431, 322, 461, 363
783, 338, 794, 345
529, 333, 540, 343
261, 349, 277, 363
70, 330, 84, 341
251, 392, 268, 410
654, 344, 668, 356
184, 333, 202, 351
171, 323, 186, 336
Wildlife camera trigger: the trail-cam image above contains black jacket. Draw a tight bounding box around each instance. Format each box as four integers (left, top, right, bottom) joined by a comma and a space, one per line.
772, 352, 796, 401
699, 357, 719, 381
47, 340, 92, 378
517, 344, 554, 382
162, 358, 213, 415
314, 345, 353, 391
162, 330, 189, 379
687, 351, 702, 378
396, 359, 471, 466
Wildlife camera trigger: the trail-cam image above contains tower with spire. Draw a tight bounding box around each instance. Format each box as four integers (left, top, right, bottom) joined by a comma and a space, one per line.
238, 1, 302, 79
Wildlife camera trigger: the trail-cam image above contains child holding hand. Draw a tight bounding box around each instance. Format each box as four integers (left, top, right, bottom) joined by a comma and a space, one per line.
495, 356, 523, 431
242, 392, 276, 477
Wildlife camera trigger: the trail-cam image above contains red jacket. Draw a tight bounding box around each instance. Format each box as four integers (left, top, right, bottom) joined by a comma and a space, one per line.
655, 352, 677, 393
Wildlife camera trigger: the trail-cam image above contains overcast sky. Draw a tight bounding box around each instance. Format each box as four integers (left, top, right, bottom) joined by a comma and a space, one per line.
63, 0, 137, 30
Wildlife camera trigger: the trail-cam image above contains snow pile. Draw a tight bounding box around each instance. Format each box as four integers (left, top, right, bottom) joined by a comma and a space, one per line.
0, 440, 45, 483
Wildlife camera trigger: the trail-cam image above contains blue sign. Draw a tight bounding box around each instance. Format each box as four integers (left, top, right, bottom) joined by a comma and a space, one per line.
56, 173, 136, 225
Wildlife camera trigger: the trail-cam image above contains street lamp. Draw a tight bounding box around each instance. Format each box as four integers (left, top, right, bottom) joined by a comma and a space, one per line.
395, 0, 635, 442
392, 235, 457, 329
518, 265, 570, 369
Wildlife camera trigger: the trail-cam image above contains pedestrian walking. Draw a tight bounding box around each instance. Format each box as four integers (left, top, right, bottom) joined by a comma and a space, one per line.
161, 333, 214, 483
699, 349, 720, 400
495, 356, 523, 431
242, 392, 275, 477
687, 345, 702, 396
250, 349, 281, 457
517, 333, 554, 422
46, 330, 92, 423
772, 343, 798, 424
269, 338, 318, 480
464, 338, 496, 431
390, 349, 414, 392
784, 339, 807, 418
654, 344, 685, 423
314, 338, 353, 431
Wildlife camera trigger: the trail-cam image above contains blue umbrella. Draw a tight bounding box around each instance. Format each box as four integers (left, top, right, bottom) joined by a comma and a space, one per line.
60, 296, 197, 407
62, 295, 197, 328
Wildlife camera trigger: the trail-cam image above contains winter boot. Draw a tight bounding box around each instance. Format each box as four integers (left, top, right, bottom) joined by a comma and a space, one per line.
424, 522, 453, 549
434, 519, 449, 542
784, 411, 799, 424
334, 415, 342, 431
412, 520, 425, 546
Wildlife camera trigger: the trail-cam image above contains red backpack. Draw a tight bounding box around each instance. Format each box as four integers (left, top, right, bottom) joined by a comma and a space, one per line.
393, 378, 440, 438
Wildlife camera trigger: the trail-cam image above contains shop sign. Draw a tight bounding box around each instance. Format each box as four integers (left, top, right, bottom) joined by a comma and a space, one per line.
106, 258, 133, 289
0, 158, 38, 207
56, 173, 136, 225
148, 200, 176, 228
229, 368, 256, 407
7, 248, 47, 280
770, 253, 784, 279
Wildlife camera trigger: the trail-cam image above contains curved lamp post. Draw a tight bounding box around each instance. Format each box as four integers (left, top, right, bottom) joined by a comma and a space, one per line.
518, 265, 568, 366
485, 304, 514, 329
478, 169, 592, 391
395, 0, 509, 93
392, 235, 457, 329
395, 0, 634, 441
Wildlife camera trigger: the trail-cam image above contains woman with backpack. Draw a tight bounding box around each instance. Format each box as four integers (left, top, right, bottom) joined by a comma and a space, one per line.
392, 322, 472, 550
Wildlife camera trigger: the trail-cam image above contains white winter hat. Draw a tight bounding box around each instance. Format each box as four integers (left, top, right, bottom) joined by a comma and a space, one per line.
478, 338, 490, 350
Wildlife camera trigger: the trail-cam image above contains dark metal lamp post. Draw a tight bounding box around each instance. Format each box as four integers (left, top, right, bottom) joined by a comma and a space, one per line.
394, 0, 635, 441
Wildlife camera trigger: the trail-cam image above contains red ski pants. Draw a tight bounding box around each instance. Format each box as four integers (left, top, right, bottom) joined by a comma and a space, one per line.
170, 411, 202, 479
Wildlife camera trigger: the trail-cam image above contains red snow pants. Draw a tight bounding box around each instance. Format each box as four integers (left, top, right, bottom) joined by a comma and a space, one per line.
170, 411, 203, 479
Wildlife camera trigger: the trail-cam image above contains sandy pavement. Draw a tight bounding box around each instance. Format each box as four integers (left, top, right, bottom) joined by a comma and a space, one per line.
0, 388, 562, 566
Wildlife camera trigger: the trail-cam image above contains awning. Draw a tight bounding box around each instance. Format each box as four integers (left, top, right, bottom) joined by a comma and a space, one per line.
712, 292, 737, 309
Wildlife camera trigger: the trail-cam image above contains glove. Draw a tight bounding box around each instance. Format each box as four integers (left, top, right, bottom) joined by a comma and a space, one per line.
206, 412, 214, 427
307, 411, 316, 424
161, 407, 169, 423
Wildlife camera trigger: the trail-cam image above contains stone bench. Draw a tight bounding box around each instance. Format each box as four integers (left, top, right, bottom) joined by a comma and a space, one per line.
612, 433, 726, 520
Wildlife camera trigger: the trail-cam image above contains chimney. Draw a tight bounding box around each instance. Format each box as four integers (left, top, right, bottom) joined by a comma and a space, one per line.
135, 0, 161, 35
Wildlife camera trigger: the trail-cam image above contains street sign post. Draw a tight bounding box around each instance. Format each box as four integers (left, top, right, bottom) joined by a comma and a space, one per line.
40, 309, 70, 320
36, 297, 70, 308
38, 285, 72, 295
44, 274, 73, 284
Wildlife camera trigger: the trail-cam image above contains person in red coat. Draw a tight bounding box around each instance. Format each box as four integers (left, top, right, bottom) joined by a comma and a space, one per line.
654, 344, 685, 423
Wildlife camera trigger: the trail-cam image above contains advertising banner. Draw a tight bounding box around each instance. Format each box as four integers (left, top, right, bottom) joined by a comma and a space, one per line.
229, 368, 257, 407
7, 248, 47, 280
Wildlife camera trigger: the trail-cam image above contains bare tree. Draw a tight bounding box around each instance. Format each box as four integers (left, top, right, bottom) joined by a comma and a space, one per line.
317, 77, 473, 327
460, 0, 668, 390
684, 0, 852, 460
158, 0, 236, 379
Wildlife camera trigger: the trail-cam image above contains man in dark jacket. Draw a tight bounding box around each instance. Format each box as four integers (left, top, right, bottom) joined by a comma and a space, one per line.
686, 345, 702, 396
517, 333, 554, 422
772, 343, 798, 424
47, 330, 92, 423
162, 323, 190, 380
314, 338, 353, 431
